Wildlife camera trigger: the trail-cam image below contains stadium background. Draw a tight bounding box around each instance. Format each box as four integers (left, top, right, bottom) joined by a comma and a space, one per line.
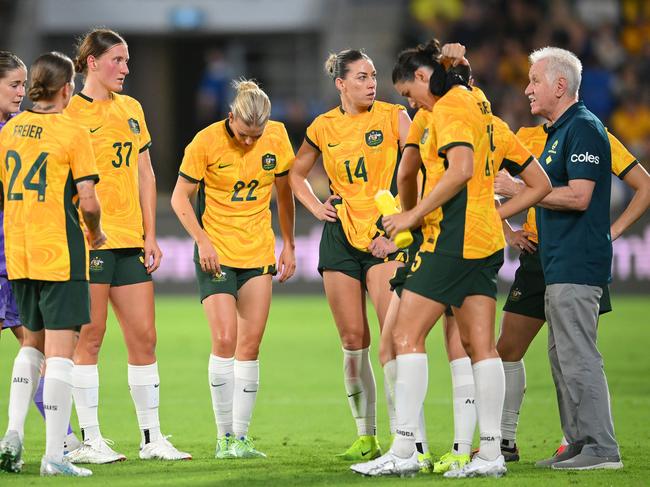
0, 1, 649, 485
1, 0, 648, 294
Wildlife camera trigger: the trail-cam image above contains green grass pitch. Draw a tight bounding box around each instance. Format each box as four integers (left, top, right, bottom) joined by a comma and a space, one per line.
0, 294, 648, 485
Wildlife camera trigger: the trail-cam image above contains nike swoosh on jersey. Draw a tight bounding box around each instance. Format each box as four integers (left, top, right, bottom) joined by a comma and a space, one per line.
89, 126, 102, 133
218, 163, 232, 169
327, 142, 340, 147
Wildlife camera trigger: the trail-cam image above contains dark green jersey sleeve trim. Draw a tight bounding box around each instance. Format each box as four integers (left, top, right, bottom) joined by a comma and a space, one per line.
139, 141, 152, 153
305, 135, 320, 151
437, 141, 474, 158
617, 160, 638, 180
179, 171, 200, 184
73, 174, 100, 185
404, 143, 419, 150
275, 169, 289, 177
500, 155, 533, 177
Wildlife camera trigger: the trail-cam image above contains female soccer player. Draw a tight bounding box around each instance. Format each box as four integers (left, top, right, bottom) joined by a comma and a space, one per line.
0, 51, 80, 454
65, 28, 190, 463
289, 49, 411, 461
351, 39, 551, 478
0, 51, 27, 344
0, 51, 105, 477
171, 79, 296, 459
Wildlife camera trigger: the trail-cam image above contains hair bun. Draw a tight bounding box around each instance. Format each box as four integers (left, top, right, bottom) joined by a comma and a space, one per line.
324, 53, 338, 79
232, 79, 259, 93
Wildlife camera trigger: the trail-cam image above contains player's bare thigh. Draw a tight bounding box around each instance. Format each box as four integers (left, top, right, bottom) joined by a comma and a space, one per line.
322, 271, 370, 350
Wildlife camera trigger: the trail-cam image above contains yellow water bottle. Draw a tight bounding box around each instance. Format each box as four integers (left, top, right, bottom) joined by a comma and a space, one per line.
374, 190, 414, 248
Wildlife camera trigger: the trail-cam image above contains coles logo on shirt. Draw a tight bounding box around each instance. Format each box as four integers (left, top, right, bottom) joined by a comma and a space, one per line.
570, 152, 600, 164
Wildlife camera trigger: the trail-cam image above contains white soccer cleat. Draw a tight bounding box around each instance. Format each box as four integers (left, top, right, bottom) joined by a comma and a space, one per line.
139, 435, 192, 461
350, 450, 420, 477
0, 430, 23, 473
63, 432, 82, 455
40, 456, 92, 477
65, 437, 126, 464
443, 454, 507, 478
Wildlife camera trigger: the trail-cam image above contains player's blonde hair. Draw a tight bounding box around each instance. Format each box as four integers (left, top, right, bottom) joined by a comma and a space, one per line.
529, 47, 582, 98
230, 79, 271, 127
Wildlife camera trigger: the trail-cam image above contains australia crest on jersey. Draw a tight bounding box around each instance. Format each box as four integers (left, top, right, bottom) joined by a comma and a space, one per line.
262, 153, 277, 171
420, 128, 429, 145
89, 256, 104, 272
128, 118, 141, 135
365, 129, 383, 147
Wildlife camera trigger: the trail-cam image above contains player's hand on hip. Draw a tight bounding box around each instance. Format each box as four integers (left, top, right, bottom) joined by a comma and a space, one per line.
277, 245, 296, 283
144, 236, 163, 274
315, 194, 339, 222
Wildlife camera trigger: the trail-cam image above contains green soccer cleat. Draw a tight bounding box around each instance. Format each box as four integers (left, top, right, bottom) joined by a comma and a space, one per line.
215, 434, 236, 459
230, 436, 266, 458
433, 451, 471, 473
0, 430, 23, 473
418, 451, 434, 473
336, 435, 381, 461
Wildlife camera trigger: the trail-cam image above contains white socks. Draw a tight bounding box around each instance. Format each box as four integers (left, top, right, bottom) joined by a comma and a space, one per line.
385, 359, 429, 453
6, 347, 44, 440
502, 360, 526, 444
72, 364, 101, 441
473, 358, 505, 461
383, 360, 397, 435
450, 357, 476, 455
209, 354, 235, 438
343, 348, 376, 436
128, 362, 161, 445
392, 353, 428, 458
43, 357, 74, 461
233, 359, 259, 438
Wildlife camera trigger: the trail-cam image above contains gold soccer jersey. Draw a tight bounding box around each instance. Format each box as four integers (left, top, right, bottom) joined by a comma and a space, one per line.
65, 93, 151, 249
419, 86, 511, 258
179, 119, 294, 268
0, 111, 99, 281
305, 101, 405, 251
517, 125, 637, 241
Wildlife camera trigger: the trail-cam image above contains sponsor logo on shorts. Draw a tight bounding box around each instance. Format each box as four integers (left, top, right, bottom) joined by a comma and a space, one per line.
365, 129, 383, 147
570, 152, 600, 164
128, 118, 141, 134
262, 153, 277, 171
90, 256, 104, 272
509, 288, 522, 302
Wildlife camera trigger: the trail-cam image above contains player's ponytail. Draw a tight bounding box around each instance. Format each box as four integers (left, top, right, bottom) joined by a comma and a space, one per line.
230, 78, 271, 127
28, 52, 74, 102
392, 38, 469, 96
324, 49, 372, 80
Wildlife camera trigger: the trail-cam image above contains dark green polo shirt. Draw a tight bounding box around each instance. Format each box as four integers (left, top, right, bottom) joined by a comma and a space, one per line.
536, 101, 612, 286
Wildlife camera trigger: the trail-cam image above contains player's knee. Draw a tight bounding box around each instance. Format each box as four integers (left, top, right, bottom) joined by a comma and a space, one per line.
340, 331, 366, 350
